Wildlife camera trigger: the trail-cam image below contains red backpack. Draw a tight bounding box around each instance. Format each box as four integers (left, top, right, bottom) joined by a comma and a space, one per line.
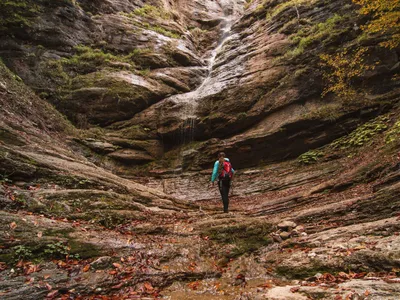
219, 161, 233, 181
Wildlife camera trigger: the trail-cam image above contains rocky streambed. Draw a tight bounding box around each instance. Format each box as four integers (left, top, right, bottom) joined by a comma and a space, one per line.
1, 130, 400, 299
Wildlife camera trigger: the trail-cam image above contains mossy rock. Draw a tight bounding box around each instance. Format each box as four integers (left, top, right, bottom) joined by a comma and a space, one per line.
204, 222, 274, 261
275, 263, 340, 280
68, 240, 103, 259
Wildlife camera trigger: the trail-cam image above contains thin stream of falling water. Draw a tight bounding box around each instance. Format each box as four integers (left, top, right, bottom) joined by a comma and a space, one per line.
180, 0, 243, 144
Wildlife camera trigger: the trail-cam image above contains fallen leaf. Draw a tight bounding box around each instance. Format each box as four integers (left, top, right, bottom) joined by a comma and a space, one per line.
45, 283, 52, 291
188, 281, 201, 290
25, 277, 35, 284
111, 282, 124, 289
290, 287, 300, 293
338, 272, 350, 279
384, 278, 400, 283
112, 263, 122, 269
46, 290, 58, 298
144, 282, 153, 291
82, 264, 90, 272
259, 281, 273, 289
10, 222, 17, 230
37, 231, 43, 238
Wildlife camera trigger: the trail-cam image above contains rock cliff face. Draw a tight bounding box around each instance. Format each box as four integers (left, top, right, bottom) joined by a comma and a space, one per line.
1, 0, 399, 176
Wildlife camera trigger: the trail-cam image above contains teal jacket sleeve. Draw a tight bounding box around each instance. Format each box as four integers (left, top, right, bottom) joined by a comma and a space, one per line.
211, 161, 219, 182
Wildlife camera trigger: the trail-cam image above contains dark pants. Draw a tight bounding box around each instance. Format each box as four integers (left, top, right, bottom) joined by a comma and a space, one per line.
218, 179, 231, 213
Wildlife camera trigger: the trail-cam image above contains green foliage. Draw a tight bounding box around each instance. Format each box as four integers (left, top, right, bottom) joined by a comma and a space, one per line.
12, 245, 33, 260
385, 120, 400, 144
205, 223, 273, 260
44, 241, 79, 259
298, 150, 323, 165
138, 68, 151, 76
133, 4, 171, 20
61, 45, 135, 73
302, 103, 342, 121
267, 0, 317, 20
237, 112, 247, 120
354, 0, 400, 49
284, 14, 345, 59
0, 0, 79, 33
320, 48, 374, 99
331, 116, 389, 149
121, 12, 180, 38
245, 0, 254, 9
95, 211, 130, 228
0, 0, 41, 32
41, 59, 70, 85
141, 22, 180, 39
0, 173, 13, 184
14, 193, 27, 207
320, 0, 399, 97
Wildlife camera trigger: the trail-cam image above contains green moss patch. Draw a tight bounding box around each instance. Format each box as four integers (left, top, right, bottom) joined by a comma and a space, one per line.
204, 222, 273, 260
132, 4, 171, 20
331, 116, 389, 149
297, 115, 390, 164
276, 263, 339, 279
283, 14, 349, 59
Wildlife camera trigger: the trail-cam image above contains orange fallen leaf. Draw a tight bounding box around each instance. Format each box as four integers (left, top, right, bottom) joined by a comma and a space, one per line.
82, 264, 90, 272
144, 282, 153, 291
10, 222, 17, 230
112, 263, 122, 269
25, 277, 35, 284
111, 282, 124, 289
259, 281, 273, 289
290, 287, 300, 293
47, 290, 58, 298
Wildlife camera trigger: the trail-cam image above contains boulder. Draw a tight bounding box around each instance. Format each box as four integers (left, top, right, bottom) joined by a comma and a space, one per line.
278, 221, 297, 231
279, 231, 291, 240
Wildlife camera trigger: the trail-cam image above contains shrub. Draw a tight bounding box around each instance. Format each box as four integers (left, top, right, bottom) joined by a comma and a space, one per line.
331, 116, 389, 149
12, 245, 33, 260
385, 120, 400, 144
0, 0, 41, 32
298, 150, 323, 164
320, 48, 374, 99
133, 4, 171, 20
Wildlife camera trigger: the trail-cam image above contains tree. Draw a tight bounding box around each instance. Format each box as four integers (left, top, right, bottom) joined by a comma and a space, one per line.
320, 0, 399, 99
320, 48, 373, 100
354, 0, 400, 49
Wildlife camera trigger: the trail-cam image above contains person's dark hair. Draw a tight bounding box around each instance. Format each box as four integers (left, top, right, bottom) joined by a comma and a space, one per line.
217, 152, 225, 175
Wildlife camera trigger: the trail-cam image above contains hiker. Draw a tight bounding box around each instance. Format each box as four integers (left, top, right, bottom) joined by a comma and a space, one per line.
210, 152, 234, 213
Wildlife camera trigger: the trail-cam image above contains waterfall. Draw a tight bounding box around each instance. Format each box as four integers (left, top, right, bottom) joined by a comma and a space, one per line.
178, 0, 244, 145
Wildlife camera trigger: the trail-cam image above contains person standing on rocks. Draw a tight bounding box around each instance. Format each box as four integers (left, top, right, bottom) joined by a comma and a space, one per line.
210, 152, 234, 213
